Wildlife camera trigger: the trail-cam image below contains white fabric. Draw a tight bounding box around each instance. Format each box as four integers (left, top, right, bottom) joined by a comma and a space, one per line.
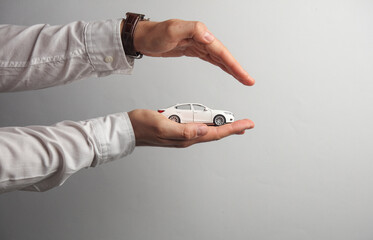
0, 19, 136, 193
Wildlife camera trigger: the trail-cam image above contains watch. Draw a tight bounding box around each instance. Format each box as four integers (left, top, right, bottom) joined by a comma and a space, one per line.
121, 12, 147, 59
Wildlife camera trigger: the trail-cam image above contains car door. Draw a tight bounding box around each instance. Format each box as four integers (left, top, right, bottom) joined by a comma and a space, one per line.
192, 104, 212, 123
175, 104, 193, 123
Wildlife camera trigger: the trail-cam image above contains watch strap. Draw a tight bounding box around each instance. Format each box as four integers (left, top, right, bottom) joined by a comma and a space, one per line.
121, 12, 146, 59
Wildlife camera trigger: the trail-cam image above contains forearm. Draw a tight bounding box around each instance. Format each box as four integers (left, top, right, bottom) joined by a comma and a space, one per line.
0, 19, 134, 92
0, 112, 135, 193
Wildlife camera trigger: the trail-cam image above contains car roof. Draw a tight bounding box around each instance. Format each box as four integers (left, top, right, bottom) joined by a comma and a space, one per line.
175, 103, 205, 106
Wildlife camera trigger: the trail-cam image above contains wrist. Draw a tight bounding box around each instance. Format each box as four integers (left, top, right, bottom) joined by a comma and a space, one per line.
133, 21, 146, 53
120, 20, 148, 53
133, 21, 157, 55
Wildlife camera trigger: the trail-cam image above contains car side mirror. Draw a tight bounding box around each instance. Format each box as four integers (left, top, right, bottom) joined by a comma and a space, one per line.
204, 108, 208, 111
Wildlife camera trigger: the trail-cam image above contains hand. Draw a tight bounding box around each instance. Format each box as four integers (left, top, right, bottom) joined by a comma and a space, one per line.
130, 19, 255, 86
128, 109, 254, 148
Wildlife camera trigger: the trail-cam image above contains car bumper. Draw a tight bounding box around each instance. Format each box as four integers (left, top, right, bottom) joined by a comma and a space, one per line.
225, 115, 235, 123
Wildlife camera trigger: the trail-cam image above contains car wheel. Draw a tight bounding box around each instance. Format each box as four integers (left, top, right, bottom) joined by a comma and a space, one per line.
169, 115, 180, 123
213, 115, 226, 126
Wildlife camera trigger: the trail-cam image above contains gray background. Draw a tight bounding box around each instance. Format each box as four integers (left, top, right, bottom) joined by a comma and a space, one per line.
0, 0, 372, 239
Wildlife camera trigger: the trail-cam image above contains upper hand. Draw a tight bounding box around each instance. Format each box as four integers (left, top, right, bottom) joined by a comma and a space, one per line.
131, 19, 255, 86
128, 109, 254, 148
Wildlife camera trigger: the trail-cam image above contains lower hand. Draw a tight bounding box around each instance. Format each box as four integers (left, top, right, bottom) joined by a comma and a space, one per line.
130, 19, 255, 86
128, 109, 254, 148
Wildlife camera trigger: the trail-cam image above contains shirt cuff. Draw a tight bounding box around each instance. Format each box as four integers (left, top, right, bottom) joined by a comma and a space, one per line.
84, 19, 134, 77
89, 112, 135, 166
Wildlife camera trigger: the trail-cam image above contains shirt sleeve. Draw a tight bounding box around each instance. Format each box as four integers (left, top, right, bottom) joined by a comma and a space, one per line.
0, 112, 135, 193
0, 19, 133, 92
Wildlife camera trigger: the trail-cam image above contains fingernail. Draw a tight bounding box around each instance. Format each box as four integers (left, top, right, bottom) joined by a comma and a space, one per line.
197, 125, 208, 136
203, 31, 215, 42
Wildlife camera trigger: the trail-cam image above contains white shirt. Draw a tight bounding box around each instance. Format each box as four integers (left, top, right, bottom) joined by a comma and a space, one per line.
0, 19, 136, 193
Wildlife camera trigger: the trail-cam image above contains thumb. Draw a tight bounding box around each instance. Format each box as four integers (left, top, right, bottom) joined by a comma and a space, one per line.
168, 20, 215, 44
163, 122, 209, 140
190, 21, 215, 44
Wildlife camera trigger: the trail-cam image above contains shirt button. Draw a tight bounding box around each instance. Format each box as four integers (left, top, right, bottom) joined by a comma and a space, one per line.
104, 56, 114, 63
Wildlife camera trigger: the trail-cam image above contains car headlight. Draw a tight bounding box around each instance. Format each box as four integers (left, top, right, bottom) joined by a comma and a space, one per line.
224, 112, 233, 115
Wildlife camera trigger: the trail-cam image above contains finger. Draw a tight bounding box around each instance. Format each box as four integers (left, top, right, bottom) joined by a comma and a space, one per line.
192, 36, 255, 86
236, 130, 246, 135
169, 119, 254, 148
205, 39, 255, 86
159, 121, 209, 141
161, 20, 256, 86
186, 45, 209, 57
199, 55, 232, 76
197, 119, 254, 143
157, 119, 253, 148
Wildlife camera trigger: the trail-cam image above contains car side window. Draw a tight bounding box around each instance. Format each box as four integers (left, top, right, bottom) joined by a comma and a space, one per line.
193, 104, 205, 111
175, 104, 191, 110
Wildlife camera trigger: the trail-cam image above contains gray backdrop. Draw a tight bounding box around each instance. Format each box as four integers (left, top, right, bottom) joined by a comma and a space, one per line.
1, 0, 373, 239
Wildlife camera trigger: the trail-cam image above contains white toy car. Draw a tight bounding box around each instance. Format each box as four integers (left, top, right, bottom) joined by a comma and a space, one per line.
158, 103, 234, 126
